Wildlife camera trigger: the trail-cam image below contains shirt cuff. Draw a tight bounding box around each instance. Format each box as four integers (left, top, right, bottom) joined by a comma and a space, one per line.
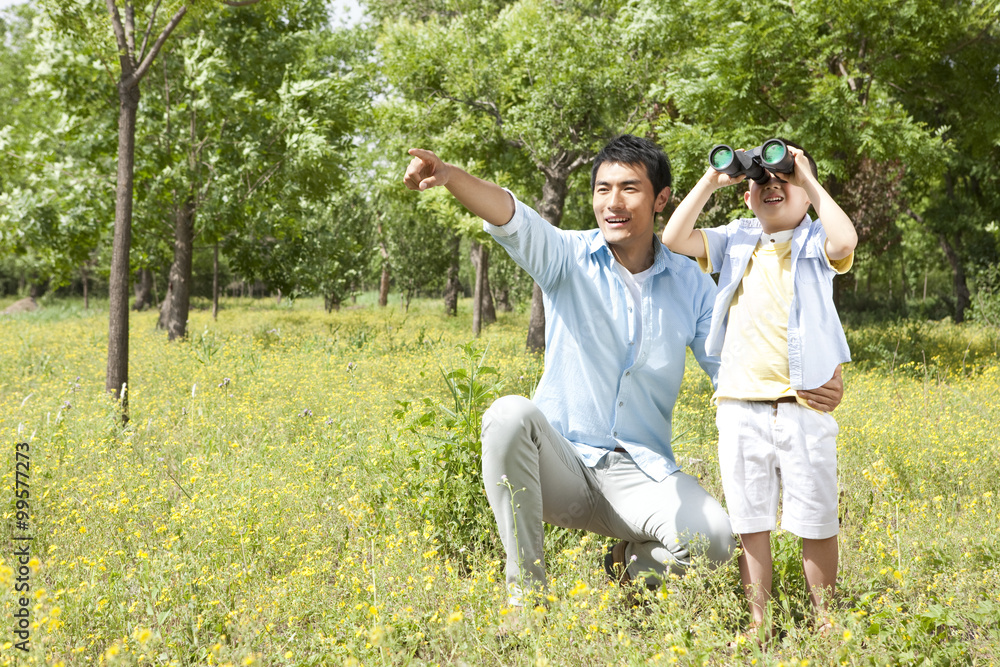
696, 230, 713, 273
825, 249, 854, 274
482, 188, 524, 237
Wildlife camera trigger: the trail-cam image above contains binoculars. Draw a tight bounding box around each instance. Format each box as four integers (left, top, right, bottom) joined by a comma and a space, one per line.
709, 139, 794, 185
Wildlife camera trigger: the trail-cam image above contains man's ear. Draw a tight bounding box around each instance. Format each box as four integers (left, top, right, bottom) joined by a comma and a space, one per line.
744, 190, 752, 209
654, 186, 671, 213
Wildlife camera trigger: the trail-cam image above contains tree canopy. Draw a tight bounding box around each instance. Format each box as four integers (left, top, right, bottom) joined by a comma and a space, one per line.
1, 0, 997, 349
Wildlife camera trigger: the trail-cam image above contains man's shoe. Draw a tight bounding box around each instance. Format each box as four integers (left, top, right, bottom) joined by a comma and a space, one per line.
603, 540, 632, 585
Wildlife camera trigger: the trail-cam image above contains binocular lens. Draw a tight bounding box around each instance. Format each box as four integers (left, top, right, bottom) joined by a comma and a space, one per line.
710, 147, 733, 169
708, 139, 793, 183
762, 141, 786, 164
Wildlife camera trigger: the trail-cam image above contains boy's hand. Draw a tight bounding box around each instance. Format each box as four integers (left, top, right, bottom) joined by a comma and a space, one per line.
778, 147, 817, 189
404, 148, 452, 191
702, 165, 746, 191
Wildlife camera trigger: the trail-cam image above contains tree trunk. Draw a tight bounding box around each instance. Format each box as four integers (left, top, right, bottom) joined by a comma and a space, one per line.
81, 265, 89, 309
377, 222, 390, 307
165, 198, 195, 340
28, 280, 47, 300
443, 231, 461, 317
495, 287, 512, 312
471, 241, 488, 336
106, 82, 140, 416
157, 288, 170, 330
212, 242, 219, 320
938, 234, 970, 322
526, 283, 546, 352
133, 268, 154, 311
901, 258, 908, 300
526, 170, 571, 353
325, 293, 341, 313
481, 246, 496, 326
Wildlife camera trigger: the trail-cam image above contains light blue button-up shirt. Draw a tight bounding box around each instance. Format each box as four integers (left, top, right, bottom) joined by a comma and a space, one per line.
486, 193, 720, 482
700, 215, 852, 391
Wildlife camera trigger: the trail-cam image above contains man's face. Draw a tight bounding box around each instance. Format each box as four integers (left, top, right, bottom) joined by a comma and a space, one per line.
592, 162, 670, 261
744, 172, 811, 233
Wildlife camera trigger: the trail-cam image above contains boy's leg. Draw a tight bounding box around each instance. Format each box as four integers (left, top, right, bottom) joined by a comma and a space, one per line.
738, 531, 773, 627
772, 402, 840, 619
802, 535, 838, 615
716, 400, 782, 635
481, 395, 599, 606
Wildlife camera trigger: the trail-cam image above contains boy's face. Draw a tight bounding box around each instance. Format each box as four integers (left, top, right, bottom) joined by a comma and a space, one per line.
744, 172, 811, 233
592, 162, 670, 263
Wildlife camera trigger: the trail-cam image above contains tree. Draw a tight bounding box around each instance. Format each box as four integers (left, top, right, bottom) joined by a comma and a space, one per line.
377, 0, 665, 349
125, 1, 364, 339
646, 0, 999, 320
38, 0, 266, 420
0, 3, 116, 303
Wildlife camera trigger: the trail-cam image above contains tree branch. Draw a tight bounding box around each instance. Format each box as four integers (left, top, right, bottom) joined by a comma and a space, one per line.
137, 0, 164, 64
567, 153, 590, 173
126, 5, 188, 88
944, 24, 994, 55
432, 92, 503, 129
125, 0, 136, 56
223, 0, 266, 6
240, 159, 284, 203
622, 100, 643, 133
837, 60, 858, 92
105, 0, 135, 75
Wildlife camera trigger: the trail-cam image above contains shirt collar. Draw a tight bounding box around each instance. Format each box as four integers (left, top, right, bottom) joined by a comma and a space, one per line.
589, 231, 673, 276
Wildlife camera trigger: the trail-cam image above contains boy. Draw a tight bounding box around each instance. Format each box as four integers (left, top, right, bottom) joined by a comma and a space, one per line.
660, 140, 857, 641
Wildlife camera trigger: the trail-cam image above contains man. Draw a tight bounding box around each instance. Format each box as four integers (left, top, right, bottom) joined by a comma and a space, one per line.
403, 135, 843, 614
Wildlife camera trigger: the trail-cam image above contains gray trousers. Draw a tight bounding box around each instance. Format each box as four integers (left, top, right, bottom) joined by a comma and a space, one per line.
481, 395, 736, 605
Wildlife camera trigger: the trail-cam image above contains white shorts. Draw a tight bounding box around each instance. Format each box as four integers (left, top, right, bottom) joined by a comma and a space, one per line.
716, 399, 839, 540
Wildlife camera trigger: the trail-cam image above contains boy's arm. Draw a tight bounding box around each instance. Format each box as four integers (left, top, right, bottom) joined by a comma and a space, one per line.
404, 148, 515, 227
662, 168, 744, 258
785, 148, 858, 261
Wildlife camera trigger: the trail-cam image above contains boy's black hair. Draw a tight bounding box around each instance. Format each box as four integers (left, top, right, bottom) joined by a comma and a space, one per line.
591, 134, 672, 194
775, 138, 819, 180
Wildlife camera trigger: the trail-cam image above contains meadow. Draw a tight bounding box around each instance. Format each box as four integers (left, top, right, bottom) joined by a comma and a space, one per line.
0, 296, 998, 667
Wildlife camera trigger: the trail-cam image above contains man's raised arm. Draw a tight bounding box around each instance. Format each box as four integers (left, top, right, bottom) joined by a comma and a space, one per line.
404, 148, 515, 227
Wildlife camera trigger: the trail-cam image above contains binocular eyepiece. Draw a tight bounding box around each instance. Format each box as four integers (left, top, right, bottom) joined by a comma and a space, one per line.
709, 138, 794, 185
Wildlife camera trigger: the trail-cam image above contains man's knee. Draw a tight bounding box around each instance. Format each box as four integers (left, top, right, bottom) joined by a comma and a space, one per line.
481, 395, 541, 454
701, 513, 738, 567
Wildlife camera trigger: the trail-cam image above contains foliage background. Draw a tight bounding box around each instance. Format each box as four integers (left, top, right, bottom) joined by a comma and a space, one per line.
1, 0, 998, 324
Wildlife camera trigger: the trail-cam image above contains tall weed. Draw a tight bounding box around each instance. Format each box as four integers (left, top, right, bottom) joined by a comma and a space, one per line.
395, 342, 505, 560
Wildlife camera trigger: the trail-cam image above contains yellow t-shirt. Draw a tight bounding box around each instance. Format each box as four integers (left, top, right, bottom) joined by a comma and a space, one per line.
711, 230, 851, 406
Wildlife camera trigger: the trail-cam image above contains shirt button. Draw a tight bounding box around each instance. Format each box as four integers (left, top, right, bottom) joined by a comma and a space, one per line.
628, 307, 633, 313
625, 371, 630, 376
613, 431, 618, 437
619, 401, 624, 407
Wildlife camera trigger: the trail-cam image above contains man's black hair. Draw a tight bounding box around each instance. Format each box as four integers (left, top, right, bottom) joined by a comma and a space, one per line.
591, 134, 672, 195
775, 138, 819, 180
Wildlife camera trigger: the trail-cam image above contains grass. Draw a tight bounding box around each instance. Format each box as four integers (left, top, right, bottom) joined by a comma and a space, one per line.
0, 296, 998, 666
